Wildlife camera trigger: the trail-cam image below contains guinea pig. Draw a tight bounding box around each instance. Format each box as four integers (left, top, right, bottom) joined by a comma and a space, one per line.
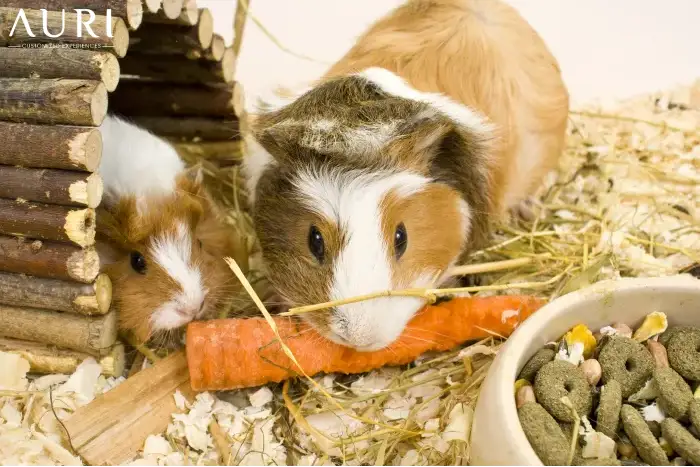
243, 0, 569, 351
96, 115, 246, 344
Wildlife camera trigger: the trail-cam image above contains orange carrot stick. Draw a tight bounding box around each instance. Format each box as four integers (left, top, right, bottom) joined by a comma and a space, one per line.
186, 295, 544, 391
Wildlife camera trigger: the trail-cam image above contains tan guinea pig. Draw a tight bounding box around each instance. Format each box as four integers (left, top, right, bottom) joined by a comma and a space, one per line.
97, 115, 246, 345
243, 0, 569, 352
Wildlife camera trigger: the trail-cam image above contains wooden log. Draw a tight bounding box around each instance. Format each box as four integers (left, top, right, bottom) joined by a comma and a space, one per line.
1, 0, 143, 30
204, 33, 225, 61
0, 48, 120, 92
160, 0, 185, 20
109, 81, 236, 117
0, 122, 102, 172
0, 8, 129, 57
119, 49, 234, 84
220, 47, 236, 83
143, 0, 162, 14
0, 271, 111, 315
0, 200, 96, 248
172, 140, 243, 164
235, 83, 251, 138
0, 337, 124, 376
64, 351, 194, 465
233, 79, 245, 118
0, 305, 117, 356
0, 166, 103, 208
0, 234, 99, 283
126, 115, 239, 140
177, 0, 198, 25
0, 79, 108, 126
130, 8, 213, 57
232, 0, 250, 57
144, 0, 196, 25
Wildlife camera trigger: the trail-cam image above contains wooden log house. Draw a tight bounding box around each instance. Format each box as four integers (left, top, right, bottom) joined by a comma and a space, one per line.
0, 0, 248, 378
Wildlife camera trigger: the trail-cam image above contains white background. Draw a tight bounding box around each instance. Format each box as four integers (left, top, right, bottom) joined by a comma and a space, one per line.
199, 0, 700, 106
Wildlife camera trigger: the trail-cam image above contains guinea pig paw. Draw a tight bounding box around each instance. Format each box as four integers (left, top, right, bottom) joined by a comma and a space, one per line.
510, 197, 540, 223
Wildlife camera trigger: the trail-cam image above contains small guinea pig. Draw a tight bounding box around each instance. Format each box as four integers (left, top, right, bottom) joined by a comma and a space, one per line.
97, 115, 245, 344
243, 0, 569, 352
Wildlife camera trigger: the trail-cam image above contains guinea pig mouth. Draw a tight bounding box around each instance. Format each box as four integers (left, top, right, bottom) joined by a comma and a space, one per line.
171, 302, 205, 321
322, 329, 393, 352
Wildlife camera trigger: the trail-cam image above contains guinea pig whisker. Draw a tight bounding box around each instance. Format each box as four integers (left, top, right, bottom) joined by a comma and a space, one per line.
395, 333, 440, 347
382, 345, 399, 358
401, 325, 454, 340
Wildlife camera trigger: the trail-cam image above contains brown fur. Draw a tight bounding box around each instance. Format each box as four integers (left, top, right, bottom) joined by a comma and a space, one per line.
247, 0, 568, 347
251, 73, 493, 318
322, 0, 569, 214
97, 172, 246, 345
381, 185, 466, 289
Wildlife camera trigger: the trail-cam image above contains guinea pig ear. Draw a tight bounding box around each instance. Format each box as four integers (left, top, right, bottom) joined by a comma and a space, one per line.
175, 165, 205, 197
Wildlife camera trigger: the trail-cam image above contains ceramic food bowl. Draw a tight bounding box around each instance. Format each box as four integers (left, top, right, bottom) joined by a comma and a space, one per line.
470, 274, 700, 466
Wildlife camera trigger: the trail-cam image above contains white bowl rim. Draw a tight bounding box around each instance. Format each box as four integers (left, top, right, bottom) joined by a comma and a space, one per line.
472, 274, 700, 466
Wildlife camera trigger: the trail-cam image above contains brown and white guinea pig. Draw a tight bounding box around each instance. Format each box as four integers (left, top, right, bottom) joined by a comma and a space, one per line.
96, 114, 246, 344
243, 0, 569, 351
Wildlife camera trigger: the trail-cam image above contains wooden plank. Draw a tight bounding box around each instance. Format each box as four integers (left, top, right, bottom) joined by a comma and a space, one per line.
0, 271, 111, 315
0, 122, 101, 172
64, 351, 194, 465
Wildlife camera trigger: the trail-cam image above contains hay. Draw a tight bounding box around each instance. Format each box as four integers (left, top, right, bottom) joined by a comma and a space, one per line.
1, 84, 698, 466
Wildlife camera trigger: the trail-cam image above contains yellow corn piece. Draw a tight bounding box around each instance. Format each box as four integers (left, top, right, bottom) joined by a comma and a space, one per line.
564, 324, 597, 359
633, 311, 668, 342
514, 378, 530, 395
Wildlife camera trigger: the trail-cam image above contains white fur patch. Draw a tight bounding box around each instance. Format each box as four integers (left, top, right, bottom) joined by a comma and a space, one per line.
357, 67, 494, 136
241, 134, 276, 206
98, 115, 185, 207
148, 222, 206, 331
293, 169, 438, 351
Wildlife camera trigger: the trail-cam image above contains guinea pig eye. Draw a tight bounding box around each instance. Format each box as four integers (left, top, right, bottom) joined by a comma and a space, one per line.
308, 225, 325, 264
394, 222, 408, 260
130, 251, 147, 274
